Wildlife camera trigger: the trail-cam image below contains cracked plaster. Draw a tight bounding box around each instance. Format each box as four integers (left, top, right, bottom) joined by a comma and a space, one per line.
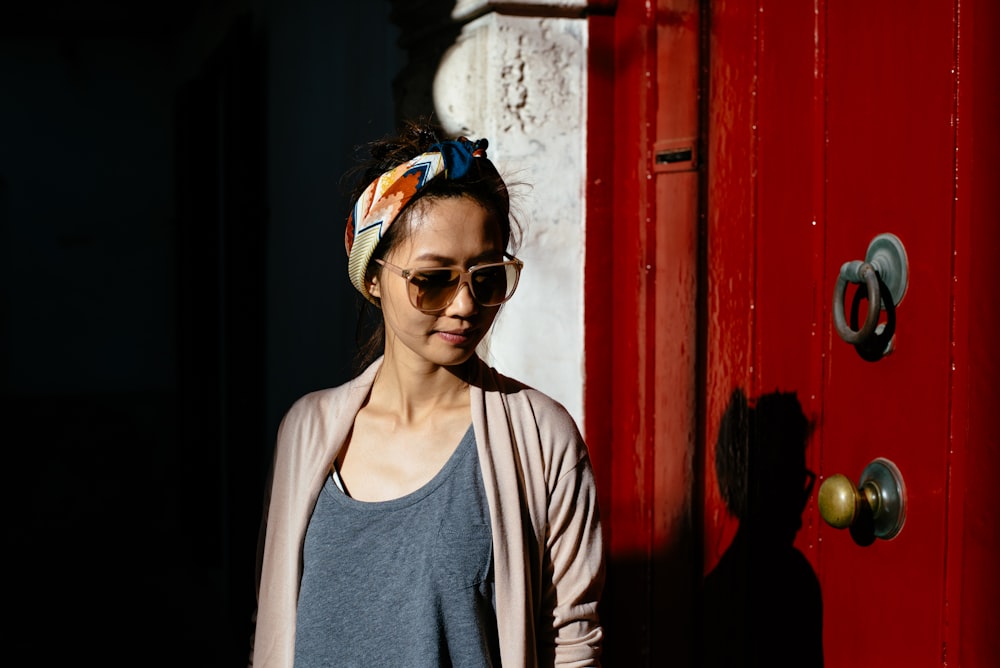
434, 12, 587, 425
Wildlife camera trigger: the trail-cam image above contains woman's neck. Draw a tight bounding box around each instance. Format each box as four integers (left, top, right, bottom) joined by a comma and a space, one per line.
368, 353, 475, 427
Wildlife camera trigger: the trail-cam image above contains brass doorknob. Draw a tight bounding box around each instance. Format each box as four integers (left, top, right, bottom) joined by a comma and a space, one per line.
818, 458, 906, 540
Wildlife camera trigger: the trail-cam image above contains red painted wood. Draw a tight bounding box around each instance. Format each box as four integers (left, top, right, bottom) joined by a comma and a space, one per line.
589, 0, 998, 664
651, 2, 700, 663
701, 2, 829, 665
820, 2, 954, 663
584, 12, 615, 547
753, 0, 825, 570
605, 0, 654, 560
587, 1, 657, 665
702, 0, 757, 577
586, 1, 701, 665
699, 0, 998, 665
949, 0, 1000, 664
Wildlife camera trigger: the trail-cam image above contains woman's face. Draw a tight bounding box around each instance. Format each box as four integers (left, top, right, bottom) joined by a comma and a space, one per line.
370, 195, 507, 369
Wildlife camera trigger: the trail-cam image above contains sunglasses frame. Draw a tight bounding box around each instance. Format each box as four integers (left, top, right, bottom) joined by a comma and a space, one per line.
374, 254, 524, 314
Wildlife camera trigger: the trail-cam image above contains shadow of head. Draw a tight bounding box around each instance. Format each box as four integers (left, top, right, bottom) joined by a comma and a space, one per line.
715, 388, 815, 537
703, 388, 824, 667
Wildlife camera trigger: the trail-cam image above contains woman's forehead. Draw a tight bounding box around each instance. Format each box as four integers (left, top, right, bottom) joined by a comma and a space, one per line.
395, 198, 504, 258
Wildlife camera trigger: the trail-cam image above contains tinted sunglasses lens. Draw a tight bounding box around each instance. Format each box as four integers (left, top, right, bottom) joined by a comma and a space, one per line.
472, 263, 519, 305
409, 269, 460, 311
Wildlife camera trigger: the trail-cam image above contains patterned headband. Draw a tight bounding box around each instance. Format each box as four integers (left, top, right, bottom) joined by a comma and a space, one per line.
344, 137, 490, 303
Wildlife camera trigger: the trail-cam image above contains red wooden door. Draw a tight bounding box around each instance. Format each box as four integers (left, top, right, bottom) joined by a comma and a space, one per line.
587, 0, 999, 665
700, 1, 1000, 666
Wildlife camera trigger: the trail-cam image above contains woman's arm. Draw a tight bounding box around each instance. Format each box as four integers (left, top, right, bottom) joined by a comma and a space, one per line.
540, 453, 606, 667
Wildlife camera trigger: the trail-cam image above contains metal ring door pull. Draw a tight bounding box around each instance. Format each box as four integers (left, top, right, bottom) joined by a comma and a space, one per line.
818, 457, 907, 540
832, 261, 880, 344
832, 233, 908, 347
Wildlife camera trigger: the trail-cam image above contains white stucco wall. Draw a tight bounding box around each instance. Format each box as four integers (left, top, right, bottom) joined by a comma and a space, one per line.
433, 11, 587, 426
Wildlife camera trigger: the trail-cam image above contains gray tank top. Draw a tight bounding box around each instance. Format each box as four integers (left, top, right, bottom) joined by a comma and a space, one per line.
294, 425, 500, 667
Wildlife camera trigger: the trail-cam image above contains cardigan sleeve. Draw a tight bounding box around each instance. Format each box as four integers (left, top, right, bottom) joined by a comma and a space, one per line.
531, 396, 606, 667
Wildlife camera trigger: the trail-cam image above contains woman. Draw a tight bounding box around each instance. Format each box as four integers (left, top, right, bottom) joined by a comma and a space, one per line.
250, 121, 604, 667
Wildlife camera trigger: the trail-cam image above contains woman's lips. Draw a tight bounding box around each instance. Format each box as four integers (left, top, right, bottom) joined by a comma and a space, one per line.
436, 329, 476, 345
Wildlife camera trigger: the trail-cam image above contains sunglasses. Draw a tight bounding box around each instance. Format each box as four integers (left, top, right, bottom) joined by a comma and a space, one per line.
374, 255, 524, 314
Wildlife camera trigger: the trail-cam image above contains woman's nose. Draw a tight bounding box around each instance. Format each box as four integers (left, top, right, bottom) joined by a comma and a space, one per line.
446, 276, 478, 314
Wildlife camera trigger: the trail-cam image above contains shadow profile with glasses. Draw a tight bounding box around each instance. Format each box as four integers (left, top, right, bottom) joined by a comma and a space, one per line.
701, 388, 823, 668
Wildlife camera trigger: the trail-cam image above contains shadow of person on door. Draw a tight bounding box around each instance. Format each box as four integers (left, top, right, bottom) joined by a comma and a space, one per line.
701, 388, 823, 667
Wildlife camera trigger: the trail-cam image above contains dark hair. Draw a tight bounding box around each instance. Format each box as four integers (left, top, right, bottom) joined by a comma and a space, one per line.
344, 118, 523, 374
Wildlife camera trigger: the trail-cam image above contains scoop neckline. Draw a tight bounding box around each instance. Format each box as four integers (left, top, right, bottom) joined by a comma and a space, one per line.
326, 423, 474, 511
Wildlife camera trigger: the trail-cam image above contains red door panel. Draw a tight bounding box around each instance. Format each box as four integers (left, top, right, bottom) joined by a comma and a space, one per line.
820, 2, 954, 663
589, 0, 999, 665
700, 0, 999, 666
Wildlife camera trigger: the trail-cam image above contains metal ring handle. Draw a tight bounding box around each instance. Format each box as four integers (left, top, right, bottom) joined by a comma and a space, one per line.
832, 260, 881, 345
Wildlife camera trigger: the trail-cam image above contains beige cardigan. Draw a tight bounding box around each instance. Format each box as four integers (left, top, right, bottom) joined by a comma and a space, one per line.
250, 357, 605, 667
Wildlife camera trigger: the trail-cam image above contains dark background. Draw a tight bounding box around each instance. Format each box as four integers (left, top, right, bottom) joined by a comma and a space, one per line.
0, 1, 406, 663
